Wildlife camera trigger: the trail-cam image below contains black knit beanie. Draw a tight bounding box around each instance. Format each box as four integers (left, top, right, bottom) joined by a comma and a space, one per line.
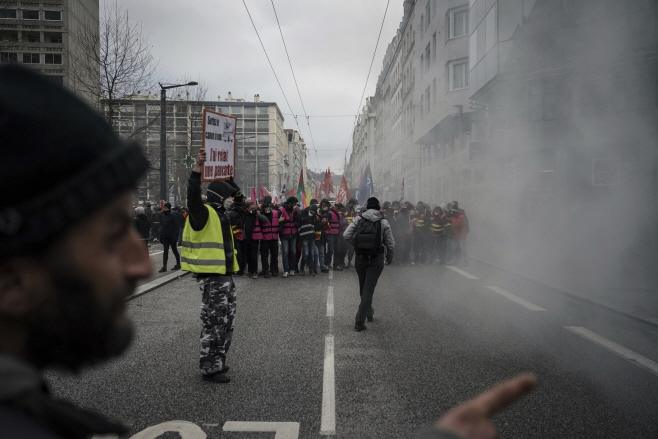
0, 65, 148, 261
366, 197, 380, 210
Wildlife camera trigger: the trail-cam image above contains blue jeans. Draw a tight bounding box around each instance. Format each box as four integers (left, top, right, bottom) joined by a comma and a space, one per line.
316, 240, 326, 269
280, 236, 297, 273
301, 240, 319, 273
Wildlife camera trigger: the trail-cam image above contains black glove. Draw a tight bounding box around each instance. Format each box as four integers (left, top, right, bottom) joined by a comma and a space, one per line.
226, 176, 241, 191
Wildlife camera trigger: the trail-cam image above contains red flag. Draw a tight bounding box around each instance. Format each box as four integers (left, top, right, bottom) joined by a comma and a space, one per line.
259, 183, 264, 200
336, 175, 351, 204
321, 168, 335, 199
250, 187, 257, 202
263, 187, 271, 197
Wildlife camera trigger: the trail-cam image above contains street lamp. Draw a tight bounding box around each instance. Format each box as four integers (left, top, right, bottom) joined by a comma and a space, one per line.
159, 81, 198, 202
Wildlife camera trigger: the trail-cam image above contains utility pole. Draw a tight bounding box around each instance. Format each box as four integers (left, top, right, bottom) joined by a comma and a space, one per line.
159, 81, 198, 202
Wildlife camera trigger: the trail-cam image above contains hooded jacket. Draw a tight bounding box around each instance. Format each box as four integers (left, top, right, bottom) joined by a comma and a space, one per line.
343, 209, 395, 262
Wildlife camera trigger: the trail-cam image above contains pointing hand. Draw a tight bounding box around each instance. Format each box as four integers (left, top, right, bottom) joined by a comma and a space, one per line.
435, 374, 537, 439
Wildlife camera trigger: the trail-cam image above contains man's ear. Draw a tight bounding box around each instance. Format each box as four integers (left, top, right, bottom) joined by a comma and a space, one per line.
0, 259, 48, 318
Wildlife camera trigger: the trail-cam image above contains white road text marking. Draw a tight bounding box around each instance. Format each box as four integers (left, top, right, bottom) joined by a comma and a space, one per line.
565, 326, 658, 376
446, 266, 479, 279
129, 421, 206, 438
485, 286, 546, 311
223, 422, 299, 439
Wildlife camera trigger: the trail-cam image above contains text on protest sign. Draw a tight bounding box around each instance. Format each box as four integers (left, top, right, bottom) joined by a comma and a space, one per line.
202, 109, 236, 181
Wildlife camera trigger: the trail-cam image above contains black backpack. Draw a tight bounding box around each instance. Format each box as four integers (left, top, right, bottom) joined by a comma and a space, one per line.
354, 217, 383, 255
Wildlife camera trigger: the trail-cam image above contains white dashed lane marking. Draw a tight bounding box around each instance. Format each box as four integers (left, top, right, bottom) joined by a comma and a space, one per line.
445, 265, 479, 279
485, 286, 546, 311
565, 326, 658, 377
326, 286, 334, 317
320, 335, 336, 435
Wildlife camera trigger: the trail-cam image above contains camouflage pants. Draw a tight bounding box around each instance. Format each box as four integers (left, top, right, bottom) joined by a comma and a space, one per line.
197, 275, 236, 376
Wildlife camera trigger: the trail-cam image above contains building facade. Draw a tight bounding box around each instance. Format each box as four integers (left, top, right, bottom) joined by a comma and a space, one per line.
346, 97, 376, 193
283, 129, 308, 192
369, 0, 416, 202
0, 0, 99, 103
104, 93, 286, 205
467, 0, 658, 291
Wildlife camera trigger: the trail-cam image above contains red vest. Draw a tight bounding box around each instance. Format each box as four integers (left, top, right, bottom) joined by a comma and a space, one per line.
328, 210, 340, 235
241, 218, 263, 241
279, 206, 297, 235
261, 210, 279, 241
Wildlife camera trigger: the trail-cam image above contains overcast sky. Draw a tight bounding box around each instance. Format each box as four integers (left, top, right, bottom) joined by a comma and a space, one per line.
111, 0, 404, 175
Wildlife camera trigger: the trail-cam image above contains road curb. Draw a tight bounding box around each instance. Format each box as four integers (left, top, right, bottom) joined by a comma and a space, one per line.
127, 271, 191, 302
469, 256, 658, 329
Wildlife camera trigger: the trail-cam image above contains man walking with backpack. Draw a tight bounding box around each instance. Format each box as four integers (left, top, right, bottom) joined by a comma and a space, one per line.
344, 197, 395, 331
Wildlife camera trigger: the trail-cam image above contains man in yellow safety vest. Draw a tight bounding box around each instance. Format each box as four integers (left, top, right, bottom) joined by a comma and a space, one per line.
183, 148, 246, 383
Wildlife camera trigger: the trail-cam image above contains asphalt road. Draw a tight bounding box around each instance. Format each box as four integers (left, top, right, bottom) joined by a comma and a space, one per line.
46, 256, 658, 438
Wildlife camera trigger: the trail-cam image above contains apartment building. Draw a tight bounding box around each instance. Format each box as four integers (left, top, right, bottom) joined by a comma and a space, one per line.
104, 93, 286, 204
346, 97, 376, 192
414, 0, 477, 205
467, 0, 658, 290
0, 0, 99, 103
283, 128, 308, 191
371, 0, 416, 202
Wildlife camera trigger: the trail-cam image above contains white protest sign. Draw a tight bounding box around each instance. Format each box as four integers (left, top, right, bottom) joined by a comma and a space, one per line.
202, 109, 236, 181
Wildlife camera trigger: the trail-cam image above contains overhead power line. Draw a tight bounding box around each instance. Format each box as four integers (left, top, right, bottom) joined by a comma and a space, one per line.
346, 0, 391, 155
283, 113, 357, 118
270, 0, 322, 173
242, 0, 308, 172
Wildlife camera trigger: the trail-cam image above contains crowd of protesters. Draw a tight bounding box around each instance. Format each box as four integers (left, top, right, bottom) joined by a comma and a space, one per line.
134, 195, 469, 277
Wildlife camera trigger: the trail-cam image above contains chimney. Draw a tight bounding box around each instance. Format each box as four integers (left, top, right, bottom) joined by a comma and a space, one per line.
254, 94, 260, 102
227, 91, 232, 100
217, 95, 221, 101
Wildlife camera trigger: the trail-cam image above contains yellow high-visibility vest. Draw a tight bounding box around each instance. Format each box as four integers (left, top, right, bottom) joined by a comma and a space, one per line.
181, 205, 240, 274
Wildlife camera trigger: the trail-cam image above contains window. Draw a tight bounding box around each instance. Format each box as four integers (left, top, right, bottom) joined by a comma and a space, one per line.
468, 141, 487, 161
425, 43, 431, 71
44, 53, 62, 64
432, 78, 437, 107
257, 120, 269, 130
592, 158, 620, 186
1, 52, 18, 63
432, 33, 436, 61
44, 10, 62, 21
449, 8, 469, 39
27, 34, 40, 43
424, 86, 431, 115
22, 10, 39, 20
425, 1, 431, 30
258, 106, 269, 114
420, 54, 424, 77
420, 14, 425, 34
0, 9, 17, 19
449, 60, 469, 90
22, 53, 39, 63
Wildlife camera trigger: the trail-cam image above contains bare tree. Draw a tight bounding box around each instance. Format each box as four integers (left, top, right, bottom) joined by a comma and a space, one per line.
70, 2, 158, 126
171, 76, 209, 204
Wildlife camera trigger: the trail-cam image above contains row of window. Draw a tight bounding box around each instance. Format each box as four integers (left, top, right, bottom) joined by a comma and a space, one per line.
0, 52, 62, 64
0, 9, 62, 21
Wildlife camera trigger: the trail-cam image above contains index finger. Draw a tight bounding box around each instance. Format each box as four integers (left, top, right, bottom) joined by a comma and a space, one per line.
469, 373, 537, 417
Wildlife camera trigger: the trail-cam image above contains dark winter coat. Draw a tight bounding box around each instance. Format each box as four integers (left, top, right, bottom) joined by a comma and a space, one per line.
159, 210, 179, 239
133, 214, 151, 240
